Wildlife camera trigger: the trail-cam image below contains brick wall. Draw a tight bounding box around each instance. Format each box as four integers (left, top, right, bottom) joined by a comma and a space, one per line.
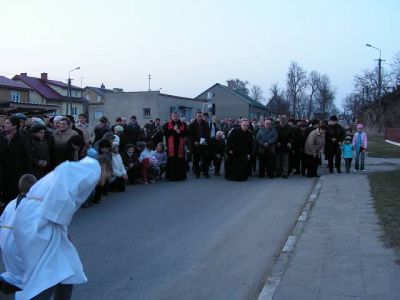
384, 128, 400, 143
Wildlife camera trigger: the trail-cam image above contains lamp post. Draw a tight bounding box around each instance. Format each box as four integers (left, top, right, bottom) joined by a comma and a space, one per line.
67, 66, 80, 115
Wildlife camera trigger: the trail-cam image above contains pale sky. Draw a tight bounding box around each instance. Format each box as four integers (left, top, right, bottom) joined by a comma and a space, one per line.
1, 0, 399, 108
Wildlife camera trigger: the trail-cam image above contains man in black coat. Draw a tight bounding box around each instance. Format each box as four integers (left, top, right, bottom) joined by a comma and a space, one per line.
0, 116, 32, 208
226, 119, 254, 181
209, 131, 226, 176
325, 115, 345, 173
189, 112, 211, 178
275, 115, 294, 178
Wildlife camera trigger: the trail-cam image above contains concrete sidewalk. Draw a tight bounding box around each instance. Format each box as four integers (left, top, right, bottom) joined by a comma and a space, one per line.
265, 157, 400, 300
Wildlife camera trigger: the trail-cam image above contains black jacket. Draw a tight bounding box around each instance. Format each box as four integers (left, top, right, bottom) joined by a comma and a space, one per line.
188, 120, 210, 147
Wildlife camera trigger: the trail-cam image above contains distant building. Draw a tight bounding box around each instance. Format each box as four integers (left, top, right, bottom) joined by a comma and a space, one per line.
0, 75, 58, 115
195, 83, 268, 120
87, 89, 206, 125
13, 73, 87, 116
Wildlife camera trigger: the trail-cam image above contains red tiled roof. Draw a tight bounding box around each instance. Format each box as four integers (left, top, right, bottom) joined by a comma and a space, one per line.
0, 76, 31, 90
12, 74, 87, 103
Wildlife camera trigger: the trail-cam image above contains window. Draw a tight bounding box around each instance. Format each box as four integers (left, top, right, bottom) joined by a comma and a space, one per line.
10, 90, 21, 102
85, 94, 90, 101
96, 95, 101, 102
71, 107, 78, 115
143, 108, 151, 118
95, 111, 103, 120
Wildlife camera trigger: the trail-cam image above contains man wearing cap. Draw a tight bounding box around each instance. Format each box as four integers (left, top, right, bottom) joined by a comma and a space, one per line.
325, 115, 345, 173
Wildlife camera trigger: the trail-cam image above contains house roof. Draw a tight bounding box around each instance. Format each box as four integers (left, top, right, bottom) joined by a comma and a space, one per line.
85, 86, 113, 97
160, 92, 205, 102
196, 83, 267, 110
13, 74, 87, 103
0, 76, 31, 90
45, 79, 82, 90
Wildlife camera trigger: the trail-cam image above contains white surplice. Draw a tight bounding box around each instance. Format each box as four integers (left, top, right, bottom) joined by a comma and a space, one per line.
0, 198, 25, 288
13, 157, 101, 300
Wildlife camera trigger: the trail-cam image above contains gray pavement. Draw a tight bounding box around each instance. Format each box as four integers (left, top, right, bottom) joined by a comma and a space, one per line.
269, 156, 400, 300
69, 175, 315, 300
20, 173, 313, 300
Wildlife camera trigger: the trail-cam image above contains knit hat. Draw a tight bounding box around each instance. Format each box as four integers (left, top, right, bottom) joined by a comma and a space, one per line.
329, 115, 338, 121
114, 125, 124, 132
31, 117, 45, 126
14, 113, 27, 120
357, 124, 364, 130
30, 123, 46, 133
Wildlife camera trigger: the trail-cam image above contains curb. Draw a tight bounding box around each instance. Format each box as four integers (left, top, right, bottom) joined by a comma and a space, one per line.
257, 177, 323, 300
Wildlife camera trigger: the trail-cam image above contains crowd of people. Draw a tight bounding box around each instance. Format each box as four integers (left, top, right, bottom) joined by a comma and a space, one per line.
0, 110, 369, 299
0, 110, 368, 212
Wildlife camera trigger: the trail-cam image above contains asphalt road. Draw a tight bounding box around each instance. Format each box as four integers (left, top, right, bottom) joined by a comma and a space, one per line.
1, 174, 316, 300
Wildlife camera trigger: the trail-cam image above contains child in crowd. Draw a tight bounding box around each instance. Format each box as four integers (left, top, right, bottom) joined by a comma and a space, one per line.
109, 142, 128, 192
352, 124, 368, 172
342, 136, 354, 173
139, 142, 158, 184
0, 174, 37, 295
121, 143, 141, 184
153, 142, 167, 179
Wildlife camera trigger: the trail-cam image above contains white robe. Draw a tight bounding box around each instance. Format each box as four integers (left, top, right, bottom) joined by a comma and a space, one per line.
0, 198, 25, 288
13, 157, 101, 300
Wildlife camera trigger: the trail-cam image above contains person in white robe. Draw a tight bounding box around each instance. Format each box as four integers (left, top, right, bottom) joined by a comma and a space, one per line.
0, 174, 37, 294
13, 156, 112, 300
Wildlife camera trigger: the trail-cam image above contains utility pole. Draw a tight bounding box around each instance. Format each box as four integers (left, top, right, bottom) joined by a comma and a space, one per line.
148, 74, 152, 91
366, 44, 385, 129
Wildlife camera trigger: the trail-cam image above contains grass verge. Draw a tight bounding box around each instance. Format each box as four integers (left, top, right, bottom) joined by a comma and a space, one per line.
369, 169, 400, 259
367, 135, 400, 158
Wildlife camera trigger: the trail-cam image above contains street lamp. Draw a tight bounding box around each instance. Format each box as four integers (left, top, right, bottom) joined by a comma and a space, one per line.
67, 66, 80, 115
365, 43, 384, 129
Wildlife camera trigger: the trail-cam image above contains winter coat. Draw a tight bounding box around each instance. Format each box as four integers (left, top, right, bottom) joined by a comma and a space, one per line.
256, 127, 277, 154
352, 131, 368, 150
0, 133, 32, 203
76, 122, 94, 144
341, 143, 353, 159
276, 124, 294, 154
304, 128, 326, 156
29, 135, 50, 179
188, 120, 211, 147
325, 124, 345, 156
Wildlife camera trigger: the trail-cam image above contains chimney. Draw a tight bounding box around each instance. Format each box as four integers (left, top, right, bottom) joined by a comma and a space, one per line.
40, 72, 48, 81
20, 72, 27, 76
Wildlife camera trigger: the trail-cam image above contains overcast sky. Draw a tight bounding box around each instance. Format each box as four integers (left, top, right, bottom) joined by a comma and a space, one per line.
1, 0, 399, 108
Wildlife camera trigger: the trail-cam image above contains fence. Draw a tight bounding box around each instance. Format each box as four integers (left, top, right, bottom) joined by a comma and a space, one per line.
384, 128, 400, 143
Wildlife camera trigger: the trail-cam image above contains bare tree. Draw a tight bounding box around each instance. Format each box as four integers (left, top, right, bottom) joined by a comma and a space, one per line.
250, 85, 266, 104
307, 70, 320, 118
226, 79, 250, 96
391, 51, 400, 85
315, 74, 336, 114
286, 62, 308, 117
267, 83, 290, 117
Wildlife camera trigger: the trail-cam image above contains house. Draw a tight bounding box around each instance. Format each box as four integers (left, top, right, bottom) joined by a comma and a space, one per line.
82, 84, 113, 104
0, 75, 58, 115
87, 88, 206, 125
13, 73, 87, 116
195, 83, 268, 120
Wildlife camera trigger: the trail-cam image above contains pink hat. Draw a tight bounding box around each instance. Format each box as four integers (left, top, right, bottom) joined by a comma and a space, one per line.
357, 123, 364, 130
